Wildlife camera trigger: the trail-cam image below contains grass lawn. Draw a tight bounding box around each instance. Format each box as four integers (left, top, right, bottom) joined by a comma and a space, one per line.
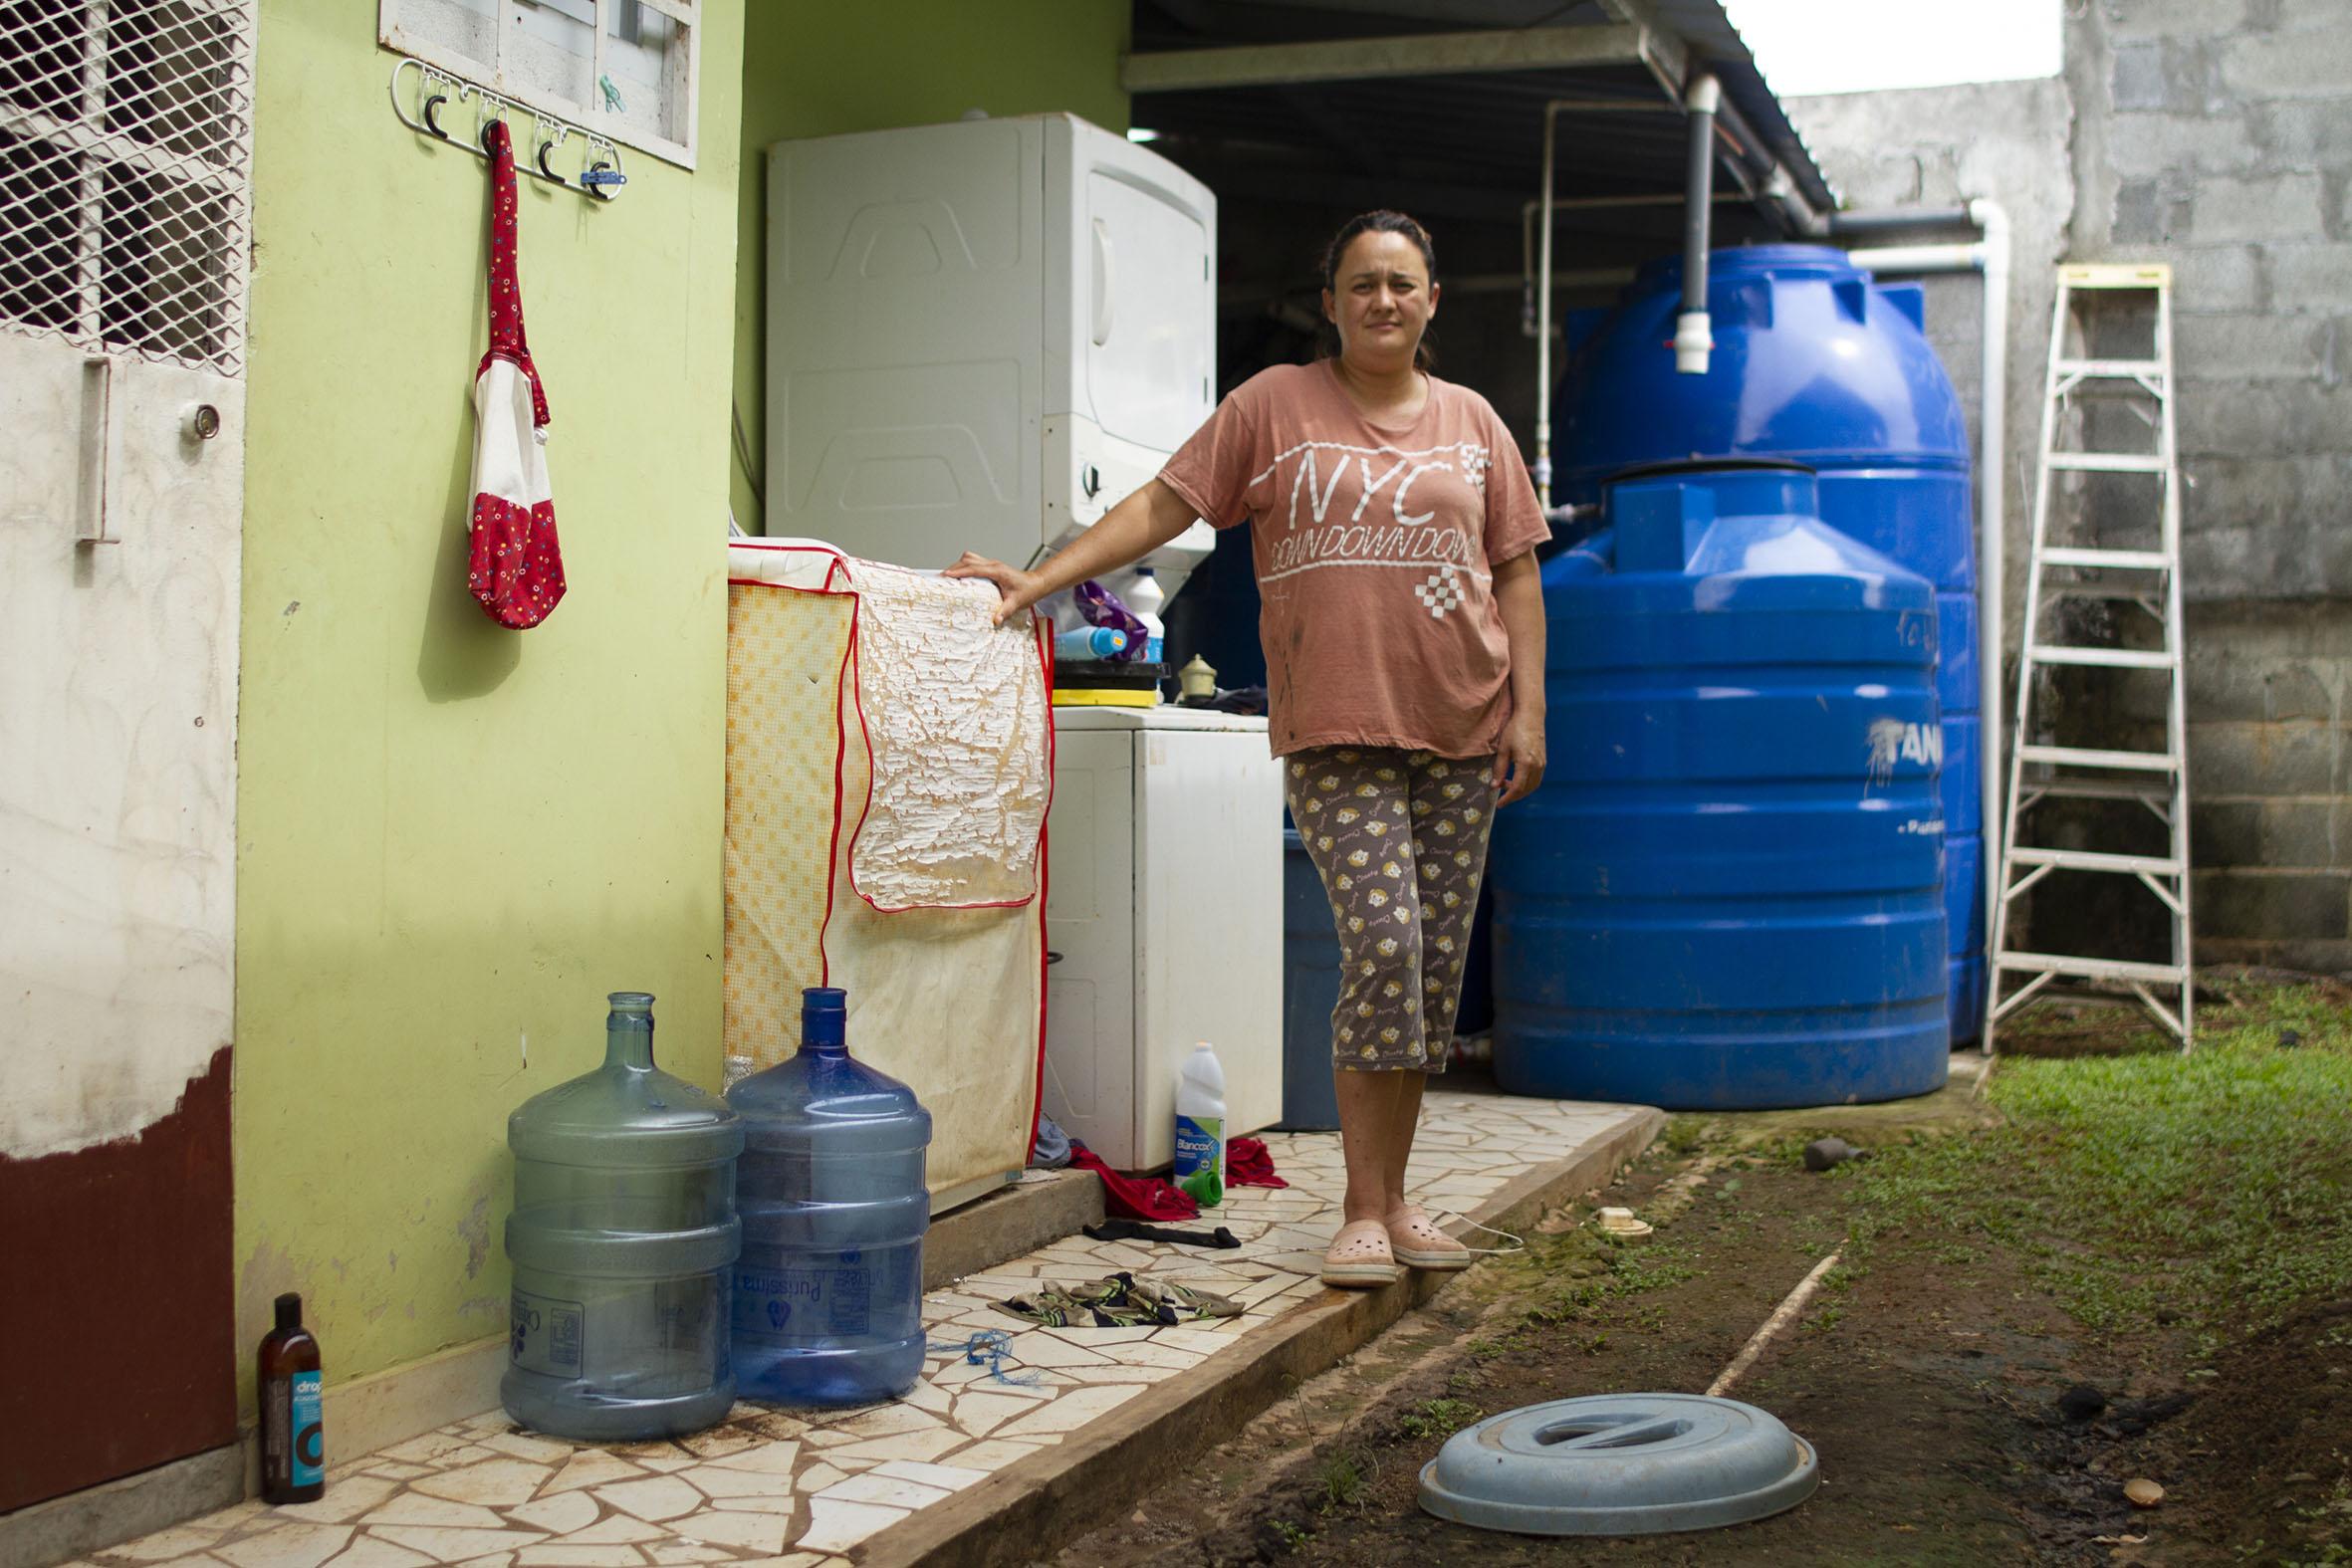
1848, 981, 2352, 1353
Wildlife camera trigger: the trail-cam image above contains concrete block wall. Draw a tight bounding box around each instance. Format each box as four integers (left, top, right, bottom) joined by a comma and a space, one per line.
1789, 0, 2352, 981
2074, 0, 2351, 976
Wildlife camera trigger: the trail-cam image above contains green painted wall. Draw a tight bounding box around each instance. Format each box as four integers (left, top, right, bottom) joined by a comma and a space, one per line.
232, 0, 746, 1411
726, 1, 1130, 531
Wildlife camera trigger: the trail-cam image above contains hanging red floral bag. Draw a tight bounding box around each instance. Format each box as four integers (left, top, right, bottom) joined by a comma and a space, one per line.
466, 119, 565, 629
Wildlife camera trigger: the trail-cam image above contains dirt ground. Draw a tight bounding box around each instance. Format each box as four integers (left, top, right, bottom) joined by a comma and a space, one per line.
1045, 979, 2352, 1568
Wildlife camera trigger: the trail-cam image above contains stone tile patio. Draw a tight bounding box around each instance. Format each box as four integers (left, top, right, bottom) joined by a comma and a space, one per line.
74, 1090, 1643, 1568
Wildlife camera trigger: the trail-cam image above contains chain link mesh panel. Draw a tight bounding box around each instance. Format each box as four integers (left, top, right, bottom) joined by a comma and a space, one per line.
0, 0, 256, 375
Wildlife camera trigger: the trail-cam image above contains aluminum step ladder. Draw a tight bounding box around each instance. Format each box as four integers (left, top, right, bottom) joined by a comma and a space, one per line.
1989, 263, 2194, 1050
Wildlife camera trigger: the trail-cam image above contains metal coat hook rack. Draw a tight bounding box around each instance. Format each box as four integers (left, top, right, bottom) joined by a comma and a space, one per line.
389, 57, 626, 202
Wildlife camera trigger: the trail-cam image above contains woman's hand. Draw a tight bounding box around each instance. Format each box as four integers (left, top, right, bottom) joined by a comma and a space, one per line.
943, 553, 1046, 626
1493, 710, 1546, 806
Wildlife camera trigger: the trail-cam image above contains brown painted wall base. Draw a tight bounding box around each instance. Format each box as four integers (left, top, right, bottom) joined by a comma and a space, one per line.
0, 1048, 237, 1513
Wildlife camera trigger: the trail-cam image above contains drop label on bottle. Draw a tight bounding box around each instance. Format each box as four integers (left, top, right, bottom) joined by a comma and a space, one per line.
290, 1371, 325, 1488
511, 1289, 586, 1375
735, 1258, 872, 1341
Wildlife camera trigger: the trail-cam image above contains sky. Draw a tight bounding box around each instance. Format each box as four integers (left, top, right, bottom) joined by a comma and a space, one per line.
1721, 0, 2064, 98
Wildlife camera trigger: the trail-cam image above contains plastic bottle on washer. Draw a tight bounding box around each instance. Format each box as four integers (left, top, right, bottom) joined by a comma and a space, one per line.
1127, 565, 1166, 664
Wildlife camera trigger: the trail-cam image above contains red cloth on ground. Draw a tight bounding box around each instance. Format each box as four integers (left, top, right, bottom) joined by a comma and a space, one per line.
1069, 1140, 1200, 1222
1228, 1137, 1288, 1189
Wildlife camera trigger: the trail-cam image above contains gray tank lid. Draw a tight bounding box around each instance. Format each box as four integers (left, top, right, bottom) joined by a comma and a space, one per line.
1417, 1393, 1817, 1537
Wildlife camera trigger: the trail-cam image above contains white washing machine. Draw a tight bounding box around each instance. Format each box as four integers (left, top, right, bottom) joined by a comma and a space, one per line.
1045, 707, 1284, 1171
765, 112, 1219, 609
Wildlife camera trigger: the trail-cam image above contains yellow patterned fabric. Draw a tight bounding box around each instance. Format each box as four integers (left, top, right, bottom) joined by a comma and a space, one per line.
724, 565, 1044, 1202
723, 580, 851, 1067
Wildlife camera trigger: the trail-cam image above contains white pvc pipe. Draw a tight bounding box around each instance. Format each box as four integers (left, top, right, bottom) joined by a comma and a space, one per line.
1974, 198, 2011, 998
1708, 1245, 1846, 1397
1675, 75, 1721, 376
1845, 196, 2011, 1023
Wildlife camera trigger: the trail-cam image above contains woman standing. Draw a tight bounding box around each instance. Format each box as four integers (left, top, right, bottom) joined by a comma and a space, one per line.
950, 210, 1547, 1288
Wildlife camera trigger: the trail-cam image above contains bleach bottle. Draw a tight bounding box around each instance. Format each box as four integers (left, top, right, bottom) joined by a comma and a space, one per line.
1127, 565, 1166, 664
1174, 1041, 1227, 1208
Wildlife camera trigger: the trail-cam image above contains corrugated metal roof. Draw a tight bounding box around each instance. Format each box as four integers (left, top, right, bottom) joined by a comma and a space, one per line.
1640, 0, 1837, 209
1127, 0, 1835, 236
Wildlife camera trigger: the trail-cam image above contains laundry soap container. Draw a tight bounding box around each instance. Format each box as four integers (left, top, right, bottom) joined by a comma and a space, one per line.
729, 987, 932, 1406
503, 992, 744, 1441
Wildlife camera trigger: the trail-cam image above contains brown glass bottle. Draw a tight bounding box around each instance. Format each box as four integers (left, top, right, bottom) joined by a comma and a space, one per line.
258, 1292, 325, 1503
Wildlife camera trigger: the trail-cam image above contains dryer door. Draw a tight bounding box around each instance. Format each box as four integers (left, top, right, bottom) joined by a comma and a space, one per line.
1082, 166, 1213, 454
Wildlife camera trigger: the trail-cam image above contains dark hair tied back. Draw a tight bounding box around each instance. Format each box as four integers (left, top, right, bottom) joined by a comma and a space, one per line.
1316, 209, 1439, 370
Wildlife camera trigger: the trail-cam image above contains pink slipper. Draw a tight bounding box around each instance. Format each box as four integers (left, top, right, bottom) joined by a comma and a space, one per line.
1385, 1206, 1472, 1271
1321, 1219, 1402, 1288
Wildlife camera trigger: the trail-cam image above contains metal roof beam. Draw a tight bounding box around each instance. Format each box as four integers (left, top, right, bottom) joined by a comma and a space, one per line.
1122, 24, 1647, 94
1593, 0, 1689, 96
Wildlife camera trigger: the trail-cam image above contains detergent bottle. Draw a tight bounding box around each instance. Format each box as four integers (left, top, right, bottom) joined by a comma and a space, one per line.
1126, 565, 1166, 664
1174, 1041, 1227, 1208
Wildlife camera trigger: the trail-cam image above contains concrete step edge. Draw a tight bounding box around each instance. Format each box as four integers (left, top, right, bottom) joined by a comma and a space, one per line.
860, 1107, 1666, 1568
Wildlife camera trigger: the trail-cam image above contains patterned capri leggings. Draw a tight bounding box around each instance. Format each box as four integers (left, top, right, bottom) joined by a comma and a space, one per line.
1284, 746, 1499, 1072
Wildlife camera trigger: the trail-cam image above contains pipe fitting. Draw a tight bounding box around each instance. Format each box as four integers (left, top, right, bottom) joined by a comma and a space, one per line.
1674, 311, 1715, 374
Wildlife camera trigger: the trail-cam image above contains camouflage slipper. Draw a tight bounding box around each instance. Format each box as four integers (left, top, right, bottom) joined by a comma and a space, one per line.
992, 1289, 1088, 1327
1125, 1276, 1244, 1322
994, 1272, 1146, 1329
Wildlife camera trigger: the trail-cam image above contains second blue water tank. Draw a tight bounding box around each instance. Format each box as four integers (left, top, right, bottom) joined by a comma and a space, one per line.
728, 988, 931, 1406
1558, 245, 1984, 1042
1490, 463, 1948, 1109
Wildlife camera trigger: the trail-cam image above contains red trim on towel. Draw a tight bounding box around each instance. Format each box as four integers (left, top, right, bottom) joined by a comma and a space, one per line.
726, 544, 858, 986
818, 593, 857, 987
1028, 614, 1056, 1161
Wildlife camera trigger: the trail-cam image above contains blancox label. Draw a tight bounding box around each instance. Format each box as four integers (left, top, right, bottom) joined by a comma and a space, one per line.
290, 1371, 325, 1487
1174, 1114, 1223, 1177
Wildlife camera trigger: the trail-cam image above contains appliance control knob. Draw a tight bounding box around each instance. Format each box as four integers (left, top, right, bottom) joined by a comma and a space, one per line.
1081, 464, 1101, 500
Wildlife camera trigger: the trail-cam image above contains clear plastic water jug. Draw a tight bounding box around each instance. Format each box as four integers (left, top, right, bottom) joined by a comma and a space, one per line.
502, 992, 744, 1440
728, 987, 932, 1406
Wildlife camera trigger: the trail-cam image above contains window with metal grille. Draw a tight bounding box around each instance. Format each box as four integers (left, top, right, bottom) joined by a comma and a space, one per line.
0, 0, 256, 376
381, 0, 698, 168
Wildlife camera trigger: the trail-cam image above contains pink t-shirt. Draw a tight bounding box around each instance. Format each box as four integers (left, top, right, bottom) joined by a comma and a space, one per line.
1158, 361, 1549, 758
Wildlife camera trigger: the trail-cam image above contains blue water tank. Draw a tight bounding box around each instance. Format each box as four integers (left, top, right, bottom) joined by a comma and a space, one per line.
727, 988, 931, 1406
1557, 245, 1984, 1043
1490, 463, 1948, 1109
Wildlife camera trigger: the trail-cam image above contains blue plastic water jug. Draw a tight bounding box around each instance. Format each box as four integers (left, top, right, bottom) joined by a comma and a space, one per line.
728, 987, 932, 1406
502, 992, 744, 1440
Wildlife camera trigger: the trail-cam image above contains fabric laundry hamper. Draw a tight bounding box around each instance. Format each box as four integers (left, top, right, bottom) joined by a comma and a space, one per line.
723, 541, 1051, 1205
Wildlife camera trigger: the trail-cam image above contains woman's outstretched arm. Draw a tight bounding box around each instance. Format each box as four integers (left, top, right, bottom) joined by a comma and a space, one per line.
944, 479, 1202, 625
